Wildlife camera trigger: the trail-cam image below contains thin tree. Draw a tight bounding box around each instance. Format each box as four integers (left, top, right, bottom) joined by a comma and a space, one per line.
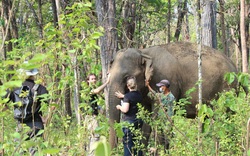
183, 8, 190, 41
174, 0, 188, 41
218, 0, 228, 56
1, 0, 16, 60
55, 0, 72, 119
51, 0, 58, 28
167, 0, 171, 43
25, 0, 43, 38
240, 0, 248, 73
195, 0, 203, 150
120, 0, 136, 48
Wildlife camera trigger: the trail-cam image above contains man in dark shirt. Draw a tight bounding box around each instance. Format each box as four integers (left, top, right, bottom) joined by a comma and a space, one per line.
87, 73, 110, 115
8, 67, 49, 139
85, 73, 110, 155
115, 76, 143, 156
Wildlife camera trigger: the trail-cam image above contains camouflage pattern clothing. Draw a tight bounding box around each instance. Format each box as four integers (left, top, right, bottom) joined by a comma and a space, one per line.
157, 92, 175, 117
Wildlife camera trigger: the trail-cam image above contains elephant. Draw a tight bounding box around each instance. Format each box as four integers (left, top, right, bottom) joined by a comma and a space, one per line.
107, 41, 237, 148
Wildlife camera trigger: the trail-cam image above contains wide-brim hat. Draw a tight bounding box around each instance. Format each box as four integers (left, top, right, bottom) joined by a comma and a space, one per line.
25, 68, 38, 76
18, 61, 39, 76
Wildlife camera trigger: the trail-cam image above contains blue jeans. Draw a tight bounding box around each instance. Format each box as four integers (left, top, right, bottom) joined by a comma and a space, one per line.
122, 119, 143, 156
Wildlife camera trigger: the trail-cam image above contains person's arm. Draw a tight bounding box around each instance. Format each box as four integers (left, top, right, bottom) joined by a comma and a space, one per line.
146, 80, 156, 95
116, 102, 129, 113
91, 73, 111, 94
115, 91, 129, 113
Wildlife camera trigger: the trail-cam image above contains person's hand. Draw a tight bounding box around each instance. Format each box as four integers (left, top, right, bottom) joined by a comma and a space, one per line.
145, 80, 150, 87
116, 105, 121, 110
40, 115, 48, 124
115, 91, 124, 99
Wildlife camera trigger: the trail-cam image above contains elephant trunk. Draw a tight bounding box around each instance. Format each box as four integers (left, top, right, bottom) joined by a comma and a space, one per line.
108, 82, 123, 149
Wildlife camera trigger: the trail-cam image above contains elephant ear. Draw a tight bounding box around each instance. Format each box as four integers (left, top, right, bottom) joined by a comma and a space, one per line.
141, 53, 153, 82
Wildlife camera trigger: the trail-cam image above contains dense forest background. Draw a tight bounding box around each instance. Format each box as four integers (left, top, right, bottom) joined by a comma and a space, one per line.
0, 0, 250, 155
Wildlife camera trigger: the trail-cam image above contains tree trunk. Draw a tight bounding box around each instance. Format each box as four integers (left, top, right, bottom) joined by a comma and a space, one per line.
218, 0, 228, 56
201, 0, 217, 48
184, 11, 190, 41
37, 0, 43, 32
25, 0, 43, 38
96, 0, 118, 149
51, 0, 59, 28
245, 1, 249, 64
174, 0, 187, 41
53, 0, 73, 121
1, 0, 14, 60
230, 27, 241, 71
240, 0, 248, 73
167, 0, 171, 43
10, 0, 18, 44
120, 0, 136, 48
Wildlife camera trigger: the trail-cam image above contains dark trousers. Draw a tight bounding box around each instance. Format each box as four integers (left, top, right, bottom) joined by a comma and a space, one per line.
122, 119, 143, 156
16, 120, 44, 155
17, 120, 44, 140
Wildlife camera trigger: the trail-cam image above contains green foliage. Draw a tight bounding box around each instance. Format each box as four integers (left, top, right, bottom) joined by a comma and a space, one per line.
135, 75, 249, 155
224, 72, 236, 85
94, 136, 111, 156
1, 1, 105, 155
1, 0, 249, 155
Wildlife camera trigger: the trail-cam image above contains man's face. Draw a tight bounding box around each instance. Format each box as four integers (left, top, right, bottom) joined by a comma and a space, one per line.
159, 85, 166, 93
88, 75, 96, 84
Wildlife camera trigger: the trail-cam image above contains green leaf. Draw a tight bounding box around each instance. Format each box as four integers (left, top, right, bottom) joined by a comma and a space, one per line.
224, 72, 235, 84
83, 2, 92, 7
94, 136, 111, 156
0, 18, 5, 26
203, 118, 210, 133
237, 73, 249, 87
31, 53, 48, 63
43, 148, 60, 154
68, 49, 76, 53
72, 27, 80, 33
247, 149, 250, 156
114, 123, 124, 138
207, 107, 214, 117
91, 32, 103, 39
4, 80, 22, 88
22, 140, 36, 149
12, 132, 21, 139
3, 60, 16, 65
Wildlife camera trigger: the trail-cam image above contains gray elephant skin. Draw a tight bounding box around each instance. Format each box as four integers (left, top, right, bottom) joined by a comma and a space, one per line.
108, 41, 237, 148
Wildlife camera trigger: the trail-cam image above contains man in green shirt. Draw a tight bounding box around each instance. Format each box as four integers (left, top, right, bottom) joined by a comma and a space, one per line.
146, 79, 175, 152
146, 79, 175, 118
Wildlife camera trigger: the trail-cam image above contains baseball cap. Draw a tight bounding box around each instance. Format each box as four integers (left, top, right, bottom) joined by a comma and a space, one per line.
156, 79, 170, 87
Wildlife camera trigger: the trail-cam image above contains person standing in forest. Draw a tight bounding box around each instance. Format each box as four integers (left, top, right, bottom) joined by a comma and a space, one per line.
115, 76, 143, 156
84, 73, 110, 155
146, 79, 175, 152
5, 63, 52, 155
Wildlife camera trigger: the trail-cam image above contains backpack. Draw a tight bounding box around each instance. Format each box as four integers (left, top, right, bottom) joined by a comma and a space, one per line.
13, 84, 40, 121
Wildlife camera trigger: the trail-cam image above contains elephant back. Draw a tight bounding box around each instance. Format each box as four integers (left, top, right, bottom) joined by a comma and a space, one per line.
141, 42, 237, 118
